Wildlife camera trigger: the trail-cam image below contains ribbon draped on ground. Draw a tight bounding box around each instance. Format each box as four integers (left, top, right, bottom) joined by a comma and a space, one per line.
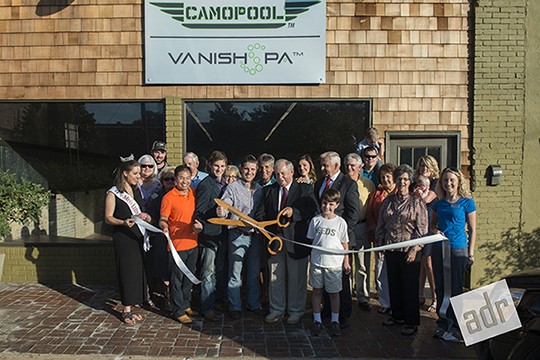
132, 216, 201, 285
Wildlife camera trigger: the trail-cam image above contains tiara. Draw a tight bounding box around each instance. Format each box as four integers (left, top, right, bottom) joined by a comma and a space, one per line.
119, 153, 135, 162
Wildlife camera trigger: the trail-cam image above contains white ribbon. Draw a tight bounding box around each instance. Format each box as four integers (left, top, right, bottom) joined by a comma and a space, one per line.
132, 216, 201, 285
361, 234, 447, 253
235, 215, 447, 254
282, 231, 447, 254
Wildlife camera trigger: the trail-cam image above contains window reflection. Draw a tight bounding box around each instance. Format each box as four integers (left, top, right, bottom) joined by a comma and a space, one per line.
186, 101, 371, 167
0, 102, 165, 191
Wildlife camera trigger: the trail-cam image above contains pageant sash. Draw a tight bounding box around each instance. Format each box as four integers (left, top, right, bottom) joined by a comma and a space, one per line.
108, 186, 150, 251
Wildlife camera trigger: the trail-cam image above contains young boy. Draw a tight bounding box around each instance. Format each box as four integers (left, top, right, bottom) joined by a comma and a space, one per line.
307, 188, 351, 336
356, 127, 385, 161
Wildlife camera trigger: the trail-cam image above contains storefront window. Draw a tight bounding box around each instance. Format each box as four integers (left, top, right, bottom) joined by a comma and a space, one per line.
185, 100, 371, 169
0, 102, 165, 191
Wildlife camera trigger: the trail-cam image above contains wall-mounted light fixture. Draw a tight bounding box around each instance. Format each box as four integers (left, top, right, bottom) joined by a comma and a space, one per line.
486, 165, 502, 186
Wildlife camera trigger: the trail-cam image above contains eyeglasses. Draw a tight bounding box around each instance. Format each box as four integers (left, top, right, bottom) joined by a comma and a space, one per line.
141, 164, 154, 169
364, 155, 378, 159
162, 177, 175, 181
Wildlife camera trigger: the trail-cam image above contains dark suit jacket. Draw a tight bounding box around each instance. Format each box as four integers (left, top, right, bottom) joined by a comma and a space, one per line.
194, 174, 226, 248
314, 172, 361, 247
256, 181, 318, 259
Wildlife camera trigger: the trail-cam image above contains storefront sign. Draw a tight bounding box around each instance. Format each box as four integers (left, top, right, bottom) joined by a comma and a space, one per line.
450, 280, 522, 346
144, 0, 326, 84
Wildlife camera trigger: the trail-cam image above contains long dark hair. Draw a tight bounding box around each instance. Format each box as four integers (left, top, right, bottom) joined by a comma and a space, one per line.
113, 160, 140, 192
298, 154, 317, 182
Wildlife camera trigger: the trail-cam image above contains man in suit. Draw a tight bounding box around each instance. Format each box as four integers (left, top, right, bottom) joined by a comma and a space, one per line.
194, 150, 228, 322
314, 151, 360, 328
256, 159, 318, 325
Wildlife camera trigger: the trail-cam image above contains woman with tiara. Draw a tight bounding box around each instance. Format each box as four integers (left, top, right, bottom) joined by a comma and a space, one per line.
104, 155, 153, 325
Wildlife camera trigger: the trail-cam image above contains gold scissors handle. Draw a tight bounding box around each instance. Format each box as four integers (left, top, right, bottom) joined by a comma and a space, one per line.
266, 235, 283, 255
276, 208, 291, 228
212, 198, 289, 255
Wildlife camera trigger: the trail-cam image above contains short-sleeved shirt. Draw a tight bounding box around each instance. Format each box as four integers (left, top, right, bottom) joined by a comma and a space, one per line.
307, 214, 349, 269
160, 187, 198, 251
432, 197, 476, 249
356, 138, 381, 155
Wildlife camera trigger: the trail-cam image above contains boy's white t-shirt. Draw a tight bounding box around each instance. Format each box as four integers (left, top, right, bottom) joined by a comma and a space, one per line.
307, 214, 349, 269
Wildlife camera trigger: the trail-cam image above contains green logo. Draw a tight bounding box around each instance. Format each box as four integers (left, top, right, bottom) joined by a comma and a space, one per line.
241, 43, 265, 75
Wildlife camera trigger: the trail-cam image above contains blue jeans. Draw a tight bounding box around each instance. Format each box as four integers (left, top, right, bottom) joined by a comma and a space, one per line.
432, 244, 468, 330
199, 243, 228, 313
227, 231, 262, 311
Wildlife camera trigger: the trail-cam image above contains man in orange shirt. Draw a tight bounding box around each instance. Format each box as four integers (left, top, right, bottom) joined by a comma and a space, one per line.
160, 165, 202, 324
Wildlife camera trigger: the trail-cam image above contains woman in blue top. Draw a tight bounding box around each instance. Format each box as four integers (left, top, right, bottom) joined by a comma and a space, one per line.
431, 167, 477, 341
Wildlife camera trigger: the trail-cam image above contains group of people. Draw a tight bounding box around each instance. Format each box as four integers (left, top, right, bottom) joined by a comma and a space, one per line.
104, 134, 476, 342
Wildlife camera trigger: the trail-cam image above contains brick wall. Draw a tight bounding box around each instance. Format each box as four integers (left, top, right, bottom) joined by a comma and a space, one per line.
472, 0, 527, 286
0, 0, 472, 164
49, 189, 105, 238
5, 207, 49, 242
165, 97, 184, 166
2, 189, 106, 242
0, 246, 116, 284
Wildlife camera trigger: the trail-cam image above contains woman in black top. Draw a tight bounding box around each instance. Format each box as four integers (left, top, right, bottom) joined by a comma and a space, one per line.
104, 159, 152, 325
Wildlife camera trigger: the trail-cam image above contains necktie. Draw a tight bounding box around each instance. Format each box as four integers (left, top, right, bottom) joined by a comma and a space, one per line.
324, 176, 332, 191
279, 187, 288, 211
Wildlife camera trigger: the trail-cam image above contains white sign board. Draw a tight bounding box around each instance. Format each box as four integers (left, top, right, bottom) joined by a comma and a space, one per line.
450, 280, 522, 347
144, 0, 326, 84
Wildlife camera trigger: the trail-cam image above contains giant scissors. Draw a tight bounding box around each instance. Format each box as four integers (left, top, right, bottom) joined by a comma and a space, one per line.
208, 198, 290, 255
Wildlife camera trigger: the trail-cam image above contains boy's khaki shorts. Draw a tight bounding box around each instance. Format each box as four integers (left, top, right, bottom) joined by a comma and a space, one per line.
309, 264, 343, 293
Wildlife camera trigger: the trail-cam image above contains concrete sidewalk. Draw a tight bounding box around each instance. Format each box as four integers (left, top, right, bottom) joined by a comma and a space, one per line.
0, 283, 476, 359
